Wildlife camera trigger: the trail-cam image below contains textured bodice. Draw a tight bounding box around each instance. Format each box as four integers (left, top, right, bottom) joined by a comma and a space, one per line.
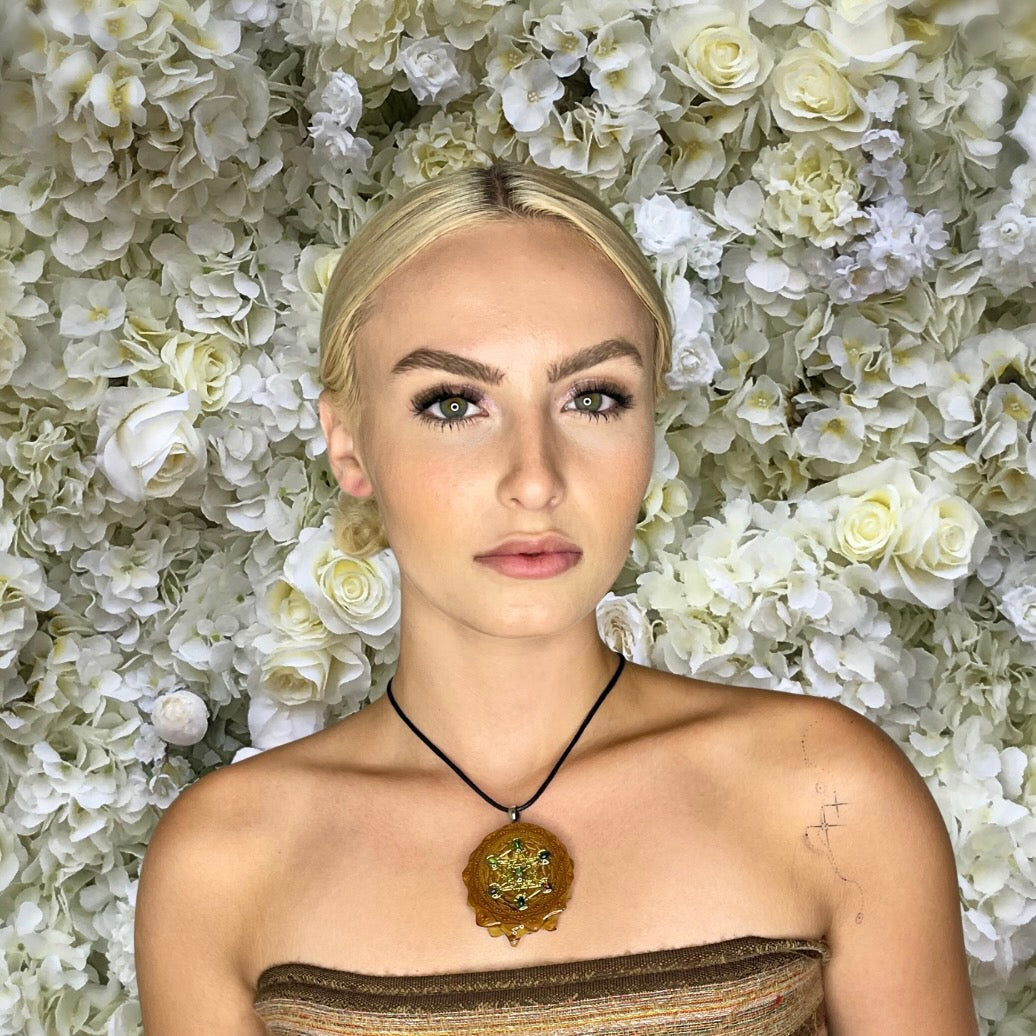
253, 934, 831, 1035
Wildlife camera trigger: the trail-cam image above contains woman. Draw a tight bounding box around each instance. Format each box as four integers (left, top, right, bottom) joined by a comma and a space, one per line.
134, 162, 978, 1034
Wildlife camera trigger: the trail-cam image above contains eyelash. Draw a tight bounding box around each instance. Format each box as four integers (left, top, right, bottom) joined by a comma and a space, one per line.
410, 379, 634, 431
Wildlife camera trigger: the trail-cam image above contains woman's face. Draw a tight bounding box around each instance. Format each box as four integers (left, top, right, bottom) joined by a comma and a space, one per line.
325, 216, 658, 639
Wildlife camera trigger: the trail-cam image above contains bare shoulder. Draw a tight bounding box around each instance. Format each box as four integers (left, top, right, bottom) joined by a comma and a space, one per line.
134, 757, 291, 1034
641, 668, 976, 1031
655, 670, 978, 1035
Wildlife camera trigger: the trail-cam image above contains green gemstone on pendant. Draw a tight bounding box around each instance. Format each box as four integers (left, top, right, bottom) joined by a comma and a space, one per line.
486, 855, 498, 869
512, 838, 523, 850
515, 894, 527, 910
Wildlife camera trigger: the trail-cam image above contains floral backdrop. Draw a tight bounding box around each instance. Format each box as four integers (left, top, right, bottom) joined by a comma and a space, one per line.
0, 0, 1034, 1031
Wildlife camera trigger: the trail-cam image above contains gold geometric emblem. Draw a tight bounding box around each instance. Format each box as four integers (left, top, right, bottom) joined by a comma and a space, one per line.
461, 821, 574, 947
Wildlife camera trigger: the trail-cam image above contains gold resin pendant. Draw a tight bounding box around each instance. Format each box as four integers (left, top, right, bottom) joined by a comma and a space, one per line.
461, 820, 574, 947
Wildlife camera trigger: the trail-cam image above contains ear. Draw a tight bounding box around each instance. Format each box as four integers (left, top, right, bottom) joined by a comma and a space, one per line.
319, 390, 375, 499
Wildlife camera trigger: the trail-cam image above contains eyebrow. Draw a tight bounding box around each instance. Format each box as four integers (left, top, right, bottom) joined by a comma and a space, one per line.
389, 338, 645, 385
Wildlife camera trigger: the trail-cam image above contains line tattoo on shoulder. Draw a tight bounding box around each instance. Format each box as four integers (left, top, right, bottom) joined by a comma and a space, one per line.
799, 723, 865, 925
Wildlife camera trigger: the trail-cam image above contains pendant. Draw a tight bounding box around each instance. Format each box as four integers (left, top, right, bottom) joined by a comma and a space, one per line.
461, 820, 574, 947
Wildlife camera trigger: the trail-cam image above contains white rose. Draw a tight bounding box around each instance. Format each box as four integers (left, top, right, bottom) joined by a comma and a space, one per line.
596, 592, 653, 666
805, 0, 917, 74
283, 519, 400, 646
634, 195, 696, 256
260, 644, 331, 706
807, 456, 922, 550
894, 494, 987, 579
95, 387, 204, 501
247, 690, 325, 751
657, 1, 773, 106
664, 275, 721, 389
834, 486, 903, 562
151, 690, 209, 746
398, 35, 471, 106
770, 38, 871, 150
881, 491, 992, 609
320, 70, 363, 130
262, 580, 330, 644
999, 584, 1036, 643
159, 332, 240, 412
296, 245, 343, 303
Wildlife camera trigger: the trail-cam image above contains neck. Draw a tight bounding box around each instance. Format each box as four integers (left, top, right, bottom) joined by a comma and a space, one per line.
382, 613, 626, 808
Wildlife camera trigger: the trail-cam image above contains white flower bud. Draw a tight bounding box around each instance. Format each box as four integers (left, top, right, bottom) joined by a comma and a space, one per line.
151, 690, 209, 746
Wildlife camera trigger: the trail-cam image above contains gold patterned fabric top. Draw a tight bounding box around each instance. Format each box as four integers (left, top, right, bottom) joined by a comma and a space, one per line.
253, 935, 832, 1035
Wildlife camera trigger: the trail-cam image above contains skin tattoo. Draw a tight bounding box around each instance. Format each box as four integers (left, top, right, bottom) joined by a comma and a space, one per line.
800, 721, 865, 925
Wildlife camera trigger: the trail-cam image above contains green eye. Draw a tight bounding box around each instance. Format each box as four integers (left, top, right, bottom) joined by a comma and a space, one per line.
574, 392, 603, 411
440, 397, 470, 418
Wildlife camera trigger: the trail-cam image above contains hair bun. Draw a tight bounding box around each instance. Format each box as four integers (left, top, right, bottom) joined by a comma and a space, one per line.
332, 493, 390, 557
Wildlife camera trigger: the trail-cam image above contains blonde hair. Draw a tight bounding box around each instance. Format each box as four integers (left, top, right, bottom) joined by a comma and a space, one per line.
320, 160, 673, 557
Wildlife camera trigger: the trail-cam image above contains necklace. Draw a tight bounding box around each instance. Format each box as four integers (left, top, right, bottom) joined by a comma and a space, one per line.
385, 650, 626, 947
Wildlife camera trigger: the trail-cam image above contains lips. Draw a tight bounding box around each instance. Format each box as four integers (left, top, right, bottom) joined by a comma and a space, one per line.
477, 533, 581, 558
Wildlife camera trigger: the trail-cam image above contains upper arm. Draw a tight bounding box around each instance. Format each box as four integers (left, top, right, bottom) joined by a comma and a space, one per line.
798, 700, 979, 1035
134, 768, 270, 1036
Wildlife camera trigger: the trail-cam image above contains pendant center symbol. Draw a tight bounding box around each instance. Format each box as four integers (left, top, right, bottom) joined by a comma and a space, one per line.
484, 837, 554, 911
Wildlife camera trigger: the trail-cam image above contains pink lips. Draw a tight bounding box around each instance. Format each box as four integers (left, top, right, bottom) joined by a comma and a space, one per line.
475, 533, 582, 580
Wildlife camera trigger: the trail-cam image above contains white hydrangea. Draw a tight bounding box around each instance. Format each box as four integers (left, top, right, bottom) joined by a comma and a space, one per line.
753, 137, 867, 247
500, 57, 564, 134
0, 553, 61, 670
0, 3, 1033, 1028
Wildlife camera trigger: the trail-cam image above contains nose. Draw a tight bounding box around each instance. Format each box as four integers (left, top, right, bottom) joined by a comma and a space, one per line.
498, 408, 565, 510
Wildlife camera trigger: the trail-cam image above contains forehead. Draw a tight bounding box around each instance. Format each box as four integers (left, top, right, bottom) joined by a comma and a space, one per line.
359, 218, 652, 360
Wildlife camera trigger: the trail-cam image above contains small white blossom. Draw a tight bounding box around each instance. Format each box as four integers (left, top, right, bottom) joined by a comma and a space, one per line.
150, 690, 209, 746
398, 35, 473, 107
500, 58, 564, 134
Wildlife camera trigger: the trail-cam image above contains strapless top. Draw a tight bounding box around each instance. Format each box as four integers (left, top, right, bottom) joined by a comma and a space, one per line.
253, 934, 831, 1035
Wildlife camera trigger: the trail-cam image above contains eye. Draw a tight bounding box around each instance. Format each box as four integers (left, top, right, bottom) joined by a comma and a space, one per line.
411, 383, 484, 430
564, 381, 634, 421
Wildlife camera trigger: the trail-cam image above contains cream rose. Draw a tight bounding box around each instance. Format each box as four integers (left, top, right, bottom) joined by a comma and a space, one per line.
835, 486, 902, 562
283, 519, 400, 646
260, 644, 331, 706
95, 387, 205, 501
158, 331, 240, 412
657, 2, 773, 106
596, 591, 653, 665
770, 38, 871, 150
1000, 583, 1036, 643
805, 0, 916, 74
893, 494, 987, 580
297, 245, 343, 303
876, 490, 992, 609
263, 579, 330, 644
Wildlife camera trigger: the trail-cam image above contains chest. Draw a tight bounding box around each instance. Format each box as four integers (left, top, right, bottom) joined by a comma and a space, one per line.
247, 739, 828, 981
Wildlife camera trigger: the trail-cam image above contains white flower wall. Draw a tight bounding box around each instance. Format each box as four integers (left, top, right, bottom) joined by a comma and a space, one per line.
1, 0, 1034, 1031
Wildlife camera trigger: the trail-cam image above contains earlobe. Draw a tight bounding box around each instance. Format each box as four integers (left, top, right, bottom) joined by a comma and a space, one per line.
318, 391, 375, 499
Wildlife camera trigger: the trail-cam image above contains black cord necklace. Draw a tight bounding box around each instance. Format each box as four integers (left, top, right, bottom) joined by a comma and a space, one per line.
385, 650, 626, 946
